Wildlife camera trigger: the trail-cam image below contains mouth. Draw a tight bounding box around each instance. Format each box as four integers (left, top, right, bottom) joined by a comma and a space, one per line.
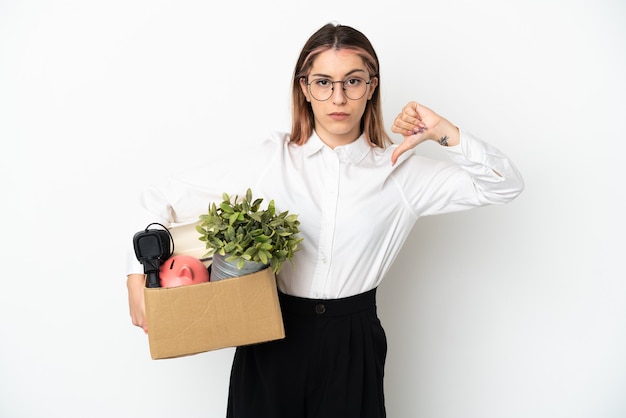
329, 112, 349, 121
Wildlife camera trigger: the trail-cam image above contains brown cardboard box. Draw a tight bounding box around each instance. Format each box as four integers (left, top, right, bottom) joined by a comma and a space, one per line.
143, 222, 285, 360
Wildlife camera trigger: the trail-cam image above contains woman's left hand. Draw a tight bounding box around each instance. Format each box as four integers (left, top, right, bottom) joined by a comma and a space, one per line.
390, 101, 458, 164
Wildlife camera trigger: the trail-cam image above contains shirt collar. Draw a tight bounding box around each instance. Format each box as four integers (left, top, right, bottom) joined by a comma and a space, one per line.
302, 131, 371, 165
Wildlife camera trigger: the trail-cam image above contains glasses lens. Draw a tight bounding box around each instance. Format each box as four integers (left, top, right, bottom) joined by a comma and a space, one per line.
343, 78, 368, 100
309, 79, 332, 101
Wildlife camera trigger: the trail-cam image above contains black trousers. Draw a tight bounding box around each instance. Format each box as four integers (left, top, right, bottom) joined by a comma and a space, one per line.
226, 288, 387, 418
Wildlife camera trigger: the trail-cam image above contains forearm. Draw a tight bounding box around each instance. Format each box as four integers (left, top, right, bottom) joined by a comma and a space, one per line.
446, 129, 525, 204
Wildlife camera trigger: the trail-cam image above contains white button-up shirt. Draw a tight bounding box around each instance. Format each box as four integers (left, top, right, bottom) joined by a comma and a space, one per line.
127, 130, 524, 299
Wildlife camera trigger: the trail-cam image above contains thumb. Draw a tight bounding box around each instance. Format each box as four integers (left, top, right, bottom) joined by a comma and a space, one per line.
391, 140, 413, 165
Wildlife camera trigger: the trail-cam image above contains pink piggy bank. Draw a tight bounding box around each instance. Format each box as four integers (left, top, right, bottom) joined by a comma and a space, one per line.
159, 255, 210, 288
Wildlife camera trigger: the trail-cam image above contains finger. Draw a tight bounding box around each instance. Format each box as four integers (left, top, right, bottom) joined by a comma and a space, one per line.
400, 109, 419, 124
401, 110, 428, 128
391, 116, 412, 134
392, 118, 427, 135
396, 108, 427, 127
405, 101, 419, 115
391, 121, 414, 135
404, 101, 422, 118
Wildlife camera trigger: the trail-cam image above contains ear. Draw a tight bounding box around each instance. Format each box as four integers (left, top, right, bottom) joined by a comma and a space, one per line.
299, 77, 311, 102
179, 265, 194, 280
367, 76, 378, 100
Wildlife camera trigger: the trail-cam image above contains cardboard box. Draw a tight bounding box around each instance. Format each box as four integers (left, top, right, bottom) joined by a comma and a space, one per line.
143, 222, 285, 360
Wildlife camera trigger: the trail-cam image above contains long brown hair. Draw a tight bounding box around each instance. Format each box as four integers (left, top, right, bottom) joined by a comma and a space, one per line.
290, 23, 391, 147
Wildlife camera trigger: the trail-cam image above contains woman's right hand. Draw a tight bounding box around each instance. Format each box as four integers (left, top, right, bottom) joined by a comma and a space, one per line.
127, 274, 148, 333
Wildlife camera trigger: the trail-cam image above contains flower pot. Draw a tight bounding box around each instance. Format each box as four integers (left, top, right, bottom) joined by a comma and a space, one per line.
210, 253, 268, 281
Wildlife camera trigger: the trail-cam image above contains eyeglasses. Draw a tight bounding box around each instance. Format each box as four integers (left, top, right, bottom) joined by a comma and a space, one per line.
306, 77, 373, 101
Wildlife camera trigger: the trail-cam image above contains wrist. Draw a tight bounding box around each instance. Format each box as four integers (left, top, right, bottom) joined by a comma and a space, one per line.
431, 119, 460, 147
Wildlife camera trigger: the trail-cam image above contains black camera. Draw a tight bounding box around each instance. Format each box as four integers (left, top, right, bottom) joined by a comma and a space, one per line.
133, 223, 174, 288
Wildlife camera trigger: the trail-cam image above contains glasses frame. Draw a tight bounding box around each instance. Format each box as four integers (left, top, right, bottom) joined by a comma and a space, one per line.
305, 76, 373, 101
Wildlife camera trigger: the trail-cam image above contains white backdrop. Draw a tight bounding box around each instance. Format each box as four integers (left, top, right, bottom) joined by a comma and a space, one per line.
1, 0, 624, 417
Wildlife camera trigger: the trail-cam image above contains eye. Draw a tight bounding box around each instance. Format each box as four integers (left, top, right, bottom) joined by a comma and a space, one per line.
313, 78, 331, 87
345, 78, 364, 87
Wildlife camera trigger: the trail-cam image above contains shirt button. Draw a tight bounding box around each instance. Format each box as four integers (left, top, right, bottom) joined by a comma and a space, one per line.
315, 304, 326, 315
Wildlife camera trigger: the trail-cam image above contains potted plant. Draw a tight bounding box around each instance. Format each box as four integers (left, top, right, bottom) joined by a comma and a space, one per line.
196, 188, 303, 280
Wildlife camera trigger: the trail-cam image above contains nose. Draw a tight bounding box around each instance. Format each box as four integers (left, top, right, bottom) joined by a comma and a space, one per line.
331, 81, 347, 104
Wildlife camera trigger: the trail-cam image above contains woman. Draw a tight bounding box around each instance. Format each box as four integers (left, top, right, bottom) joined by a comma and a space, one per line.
126, 23, 524, 418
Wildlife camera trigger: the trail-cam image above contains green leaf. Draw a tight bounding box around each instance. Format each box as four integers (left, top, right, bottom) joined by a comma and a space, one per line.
198, 188, 303, 275
220, 202, 234, 213
224, 242, 237, 253
249, 212, 262, 222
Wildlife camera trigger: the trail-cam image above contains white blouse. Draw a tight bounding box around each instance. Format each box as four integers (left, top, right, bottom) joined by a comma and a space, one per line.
126, 130, 524, 299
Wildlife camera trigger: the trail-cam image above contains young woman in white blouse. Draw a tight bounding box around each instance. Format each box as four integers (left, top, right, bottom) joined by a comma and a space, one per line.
126, 22, 524, 418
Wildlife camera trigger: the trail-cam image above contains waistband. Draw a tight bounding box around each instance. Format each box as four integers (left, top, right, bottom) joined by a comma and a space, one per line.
278, 288, 377, 317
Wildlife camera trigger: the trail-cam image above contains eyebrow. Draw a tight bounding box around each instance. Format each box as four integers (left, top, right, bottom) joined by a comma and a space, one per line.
309, 69, 368, 79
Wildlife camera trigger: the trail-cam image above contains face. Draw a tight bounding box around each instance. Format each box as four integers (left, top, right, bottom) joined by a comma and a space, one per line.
300, 48, 377, 148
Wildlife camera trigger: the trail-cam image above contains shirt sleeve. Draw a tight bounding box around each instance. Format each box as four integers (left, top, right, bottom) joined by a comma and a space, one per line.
124, 132, 288, 275
394, 129, 525, 217
124, 161, 231, 275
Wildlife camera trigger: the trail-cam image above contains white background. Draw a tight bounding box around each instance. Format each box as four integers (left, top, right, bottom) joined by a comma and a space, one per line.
1, 0, 625, 417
